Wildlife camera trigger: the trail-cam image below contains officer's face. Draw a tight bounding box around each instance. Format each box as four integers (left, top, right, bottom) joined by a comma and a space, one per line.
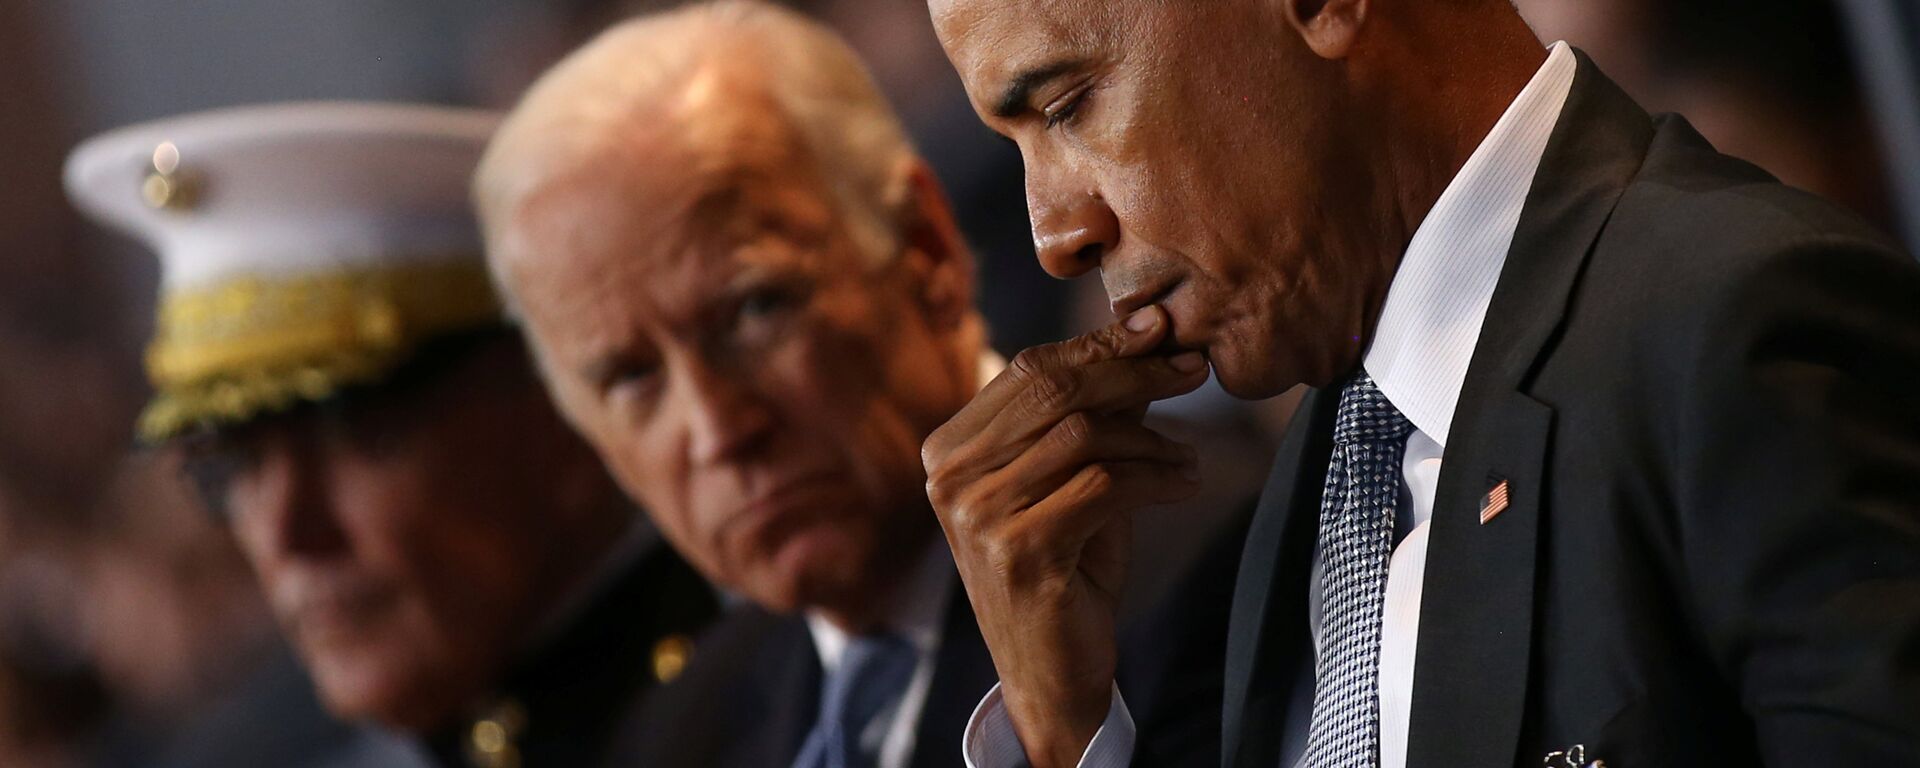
501, 107, 973, 619
182, 336, 624, 731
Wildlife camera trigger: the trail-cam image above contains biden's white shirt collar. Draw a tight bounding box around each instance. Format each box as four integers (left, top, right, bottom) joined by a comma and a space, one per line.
1362, 41, 1577, 447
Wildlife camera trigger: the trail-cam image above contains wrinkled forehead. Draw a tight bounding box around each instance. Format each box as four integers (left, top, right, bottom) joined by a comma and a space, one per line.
508, 121, 841, 318
522, 86, 821, 246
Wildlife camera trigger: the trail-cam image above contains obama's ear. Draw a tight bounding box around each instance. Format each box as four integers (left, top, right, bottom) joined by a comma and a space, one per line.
893, 158, 974, 332
1280, 0, 1367, 59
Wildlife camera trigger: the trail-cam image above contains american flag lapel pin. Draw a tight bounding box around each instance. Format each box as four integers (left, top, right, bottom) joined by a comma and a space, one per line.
1479, 477, 1511, 525
1544, 744, 1604, 768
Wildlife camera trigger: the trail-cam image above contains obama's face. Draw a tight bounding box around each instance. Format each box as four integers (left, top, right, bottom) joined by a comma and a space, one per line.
931, 0, 1400, 396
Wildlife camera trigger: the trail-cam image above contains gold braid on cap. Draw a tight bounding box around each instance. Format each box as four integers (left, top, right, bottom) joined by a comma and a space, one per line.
139, 259, 501, 443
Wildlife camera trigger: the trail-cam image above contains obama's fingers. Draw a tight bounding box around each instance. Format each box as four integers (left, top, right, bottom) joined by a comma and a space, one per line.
973, 414, 1196, 514
973, 350, 1206, 457
924, 307, 1171, 465
1014, 459, 1204, 549
926, 351, 1205, 483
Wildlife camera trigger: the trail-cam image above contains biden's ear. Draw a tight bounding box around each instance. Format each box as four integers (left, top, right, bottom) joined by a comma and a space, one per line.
1280, 0, 1367, 60
894, 158, 975, 333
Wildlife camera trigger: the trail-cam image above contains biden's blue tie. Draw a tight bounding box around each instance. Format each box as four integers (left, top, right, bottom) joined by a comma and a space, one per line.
792, 633, 917, 768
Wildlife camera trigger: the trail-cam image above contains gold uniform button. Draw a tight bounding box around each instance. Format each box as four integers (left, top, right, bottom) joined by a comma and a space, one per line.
142, 142, 201, 212
354, 299, 402, 348
141, 171, 201, 211
471, 720, 508, 754
652, 633, 694, 683
141, 173, 177, 209
466, 699, 526, 768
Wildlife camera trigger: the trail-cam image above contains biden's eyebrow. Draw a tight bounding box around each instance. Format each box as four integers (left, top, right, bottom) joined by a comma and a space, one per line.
992, 59, 1087, 119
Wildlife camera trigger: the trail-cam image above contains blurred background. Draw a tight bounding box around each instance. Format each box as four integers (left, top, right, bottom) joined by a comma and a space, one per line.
0, 0, 1914, 765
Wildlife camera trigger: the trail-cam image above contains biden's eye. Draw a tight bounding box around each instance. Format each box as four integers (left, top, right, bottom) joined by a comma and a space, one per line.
591, 356, 661, 400
611, 361, 659, 388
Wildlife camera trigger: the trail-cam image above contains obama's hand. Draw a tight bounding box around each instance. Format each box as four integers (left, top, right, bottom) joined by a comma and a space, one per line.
923, 306, 1208, 768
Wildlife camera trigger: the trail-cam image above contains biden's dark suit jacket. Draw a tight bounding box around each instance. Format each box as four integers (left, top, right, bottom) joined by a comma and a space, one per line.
611, 509, 1250, 768
1223, 52, 1920, 767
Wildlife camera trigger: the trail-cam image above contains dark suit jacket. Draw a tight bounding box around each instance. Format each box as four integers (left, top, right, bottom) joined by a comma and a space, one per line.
612, 513, 1249, 768
422, 537, 718, 768
1223, 52, 1920, 767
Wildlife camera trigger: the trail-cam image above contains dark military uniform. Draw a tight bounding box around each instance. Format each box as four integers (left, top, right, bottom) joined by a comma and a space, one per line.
426, 537, 717, 768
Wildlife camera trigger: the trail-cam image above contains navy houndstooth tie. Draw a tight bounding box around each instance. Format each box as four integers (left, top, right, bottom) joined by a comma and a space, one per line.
792, 633, 918, 768
1302, 374, 1414, 768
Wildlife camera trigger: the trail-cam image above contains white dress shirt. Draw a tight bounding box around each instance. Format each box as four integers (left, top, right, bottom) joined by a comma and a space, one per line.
963, 41, 1578, 768
807, 539, 956, 768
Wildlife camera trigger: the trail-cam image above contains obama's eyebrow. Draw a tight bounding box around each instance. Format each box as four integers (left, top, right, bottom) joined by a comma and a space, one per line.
992, 59, 1089, 119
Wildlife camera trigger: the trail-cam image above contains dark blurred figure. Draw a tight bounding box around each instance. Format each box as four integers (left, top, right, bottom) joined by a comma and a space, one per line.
1521, 0, 1901, 233
0, 521, 109, 768
0, 449, 286, 768
0, 0, 232, 763
65, 102, 717, 768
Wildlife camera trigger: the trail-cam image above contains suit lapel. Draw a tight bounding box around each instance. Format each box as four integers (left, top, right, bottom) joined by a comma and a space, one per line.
1224, 387, 1337, 768
1404, 52, 1654, 768
909, 581, 999, 768
762, 618, 824, 766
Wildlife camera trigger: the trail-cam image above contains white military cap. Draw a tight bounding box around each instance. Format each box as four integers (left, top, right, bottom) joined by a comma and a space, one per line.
64, 102, 505, 442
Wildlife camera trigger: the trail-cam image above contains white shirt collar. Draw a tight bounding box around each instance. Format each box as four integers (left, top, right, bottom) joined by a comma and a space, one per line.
805, 537, 954, 673
1362, 41, 1578, 447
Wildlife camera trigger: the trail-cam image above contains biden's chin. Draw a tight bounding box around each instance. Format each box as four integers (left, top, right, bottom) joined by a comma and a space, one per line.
742, 530, 869, 617
309, 653, 446, 731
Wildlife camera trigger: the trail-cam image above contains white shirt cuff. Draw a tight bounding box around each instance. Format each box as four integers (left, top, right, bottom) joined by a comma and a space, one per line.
962, 681, 1135, 768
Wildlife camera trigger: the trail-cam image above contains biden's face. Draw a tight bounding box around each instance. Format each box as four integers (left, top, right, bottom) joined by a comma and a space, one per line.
930, 0, 1400, 396
184, 336, 619, 731
500, 112, 970, 618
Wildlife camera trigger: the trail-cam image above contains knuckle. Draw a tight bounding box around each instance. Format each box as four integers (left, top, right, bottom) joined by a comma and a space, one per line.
1024, 368, 1081, 414
1078, 463, 1116, 497
1008, 346, 1053, 381
982, 526, 1027, 573
994, 531, 1050, 589
923, 453, 962, 507
925, 476, 952, 511
920, 432, 948, 474
944, 495, 983, 534
1081, 325, 1127, 359
1054, 411, 1095, 450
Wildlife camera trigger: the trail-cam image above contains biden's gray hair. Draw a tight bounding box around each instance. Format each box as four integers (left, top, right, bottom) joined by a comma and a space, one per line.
473, 0, 918, 307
